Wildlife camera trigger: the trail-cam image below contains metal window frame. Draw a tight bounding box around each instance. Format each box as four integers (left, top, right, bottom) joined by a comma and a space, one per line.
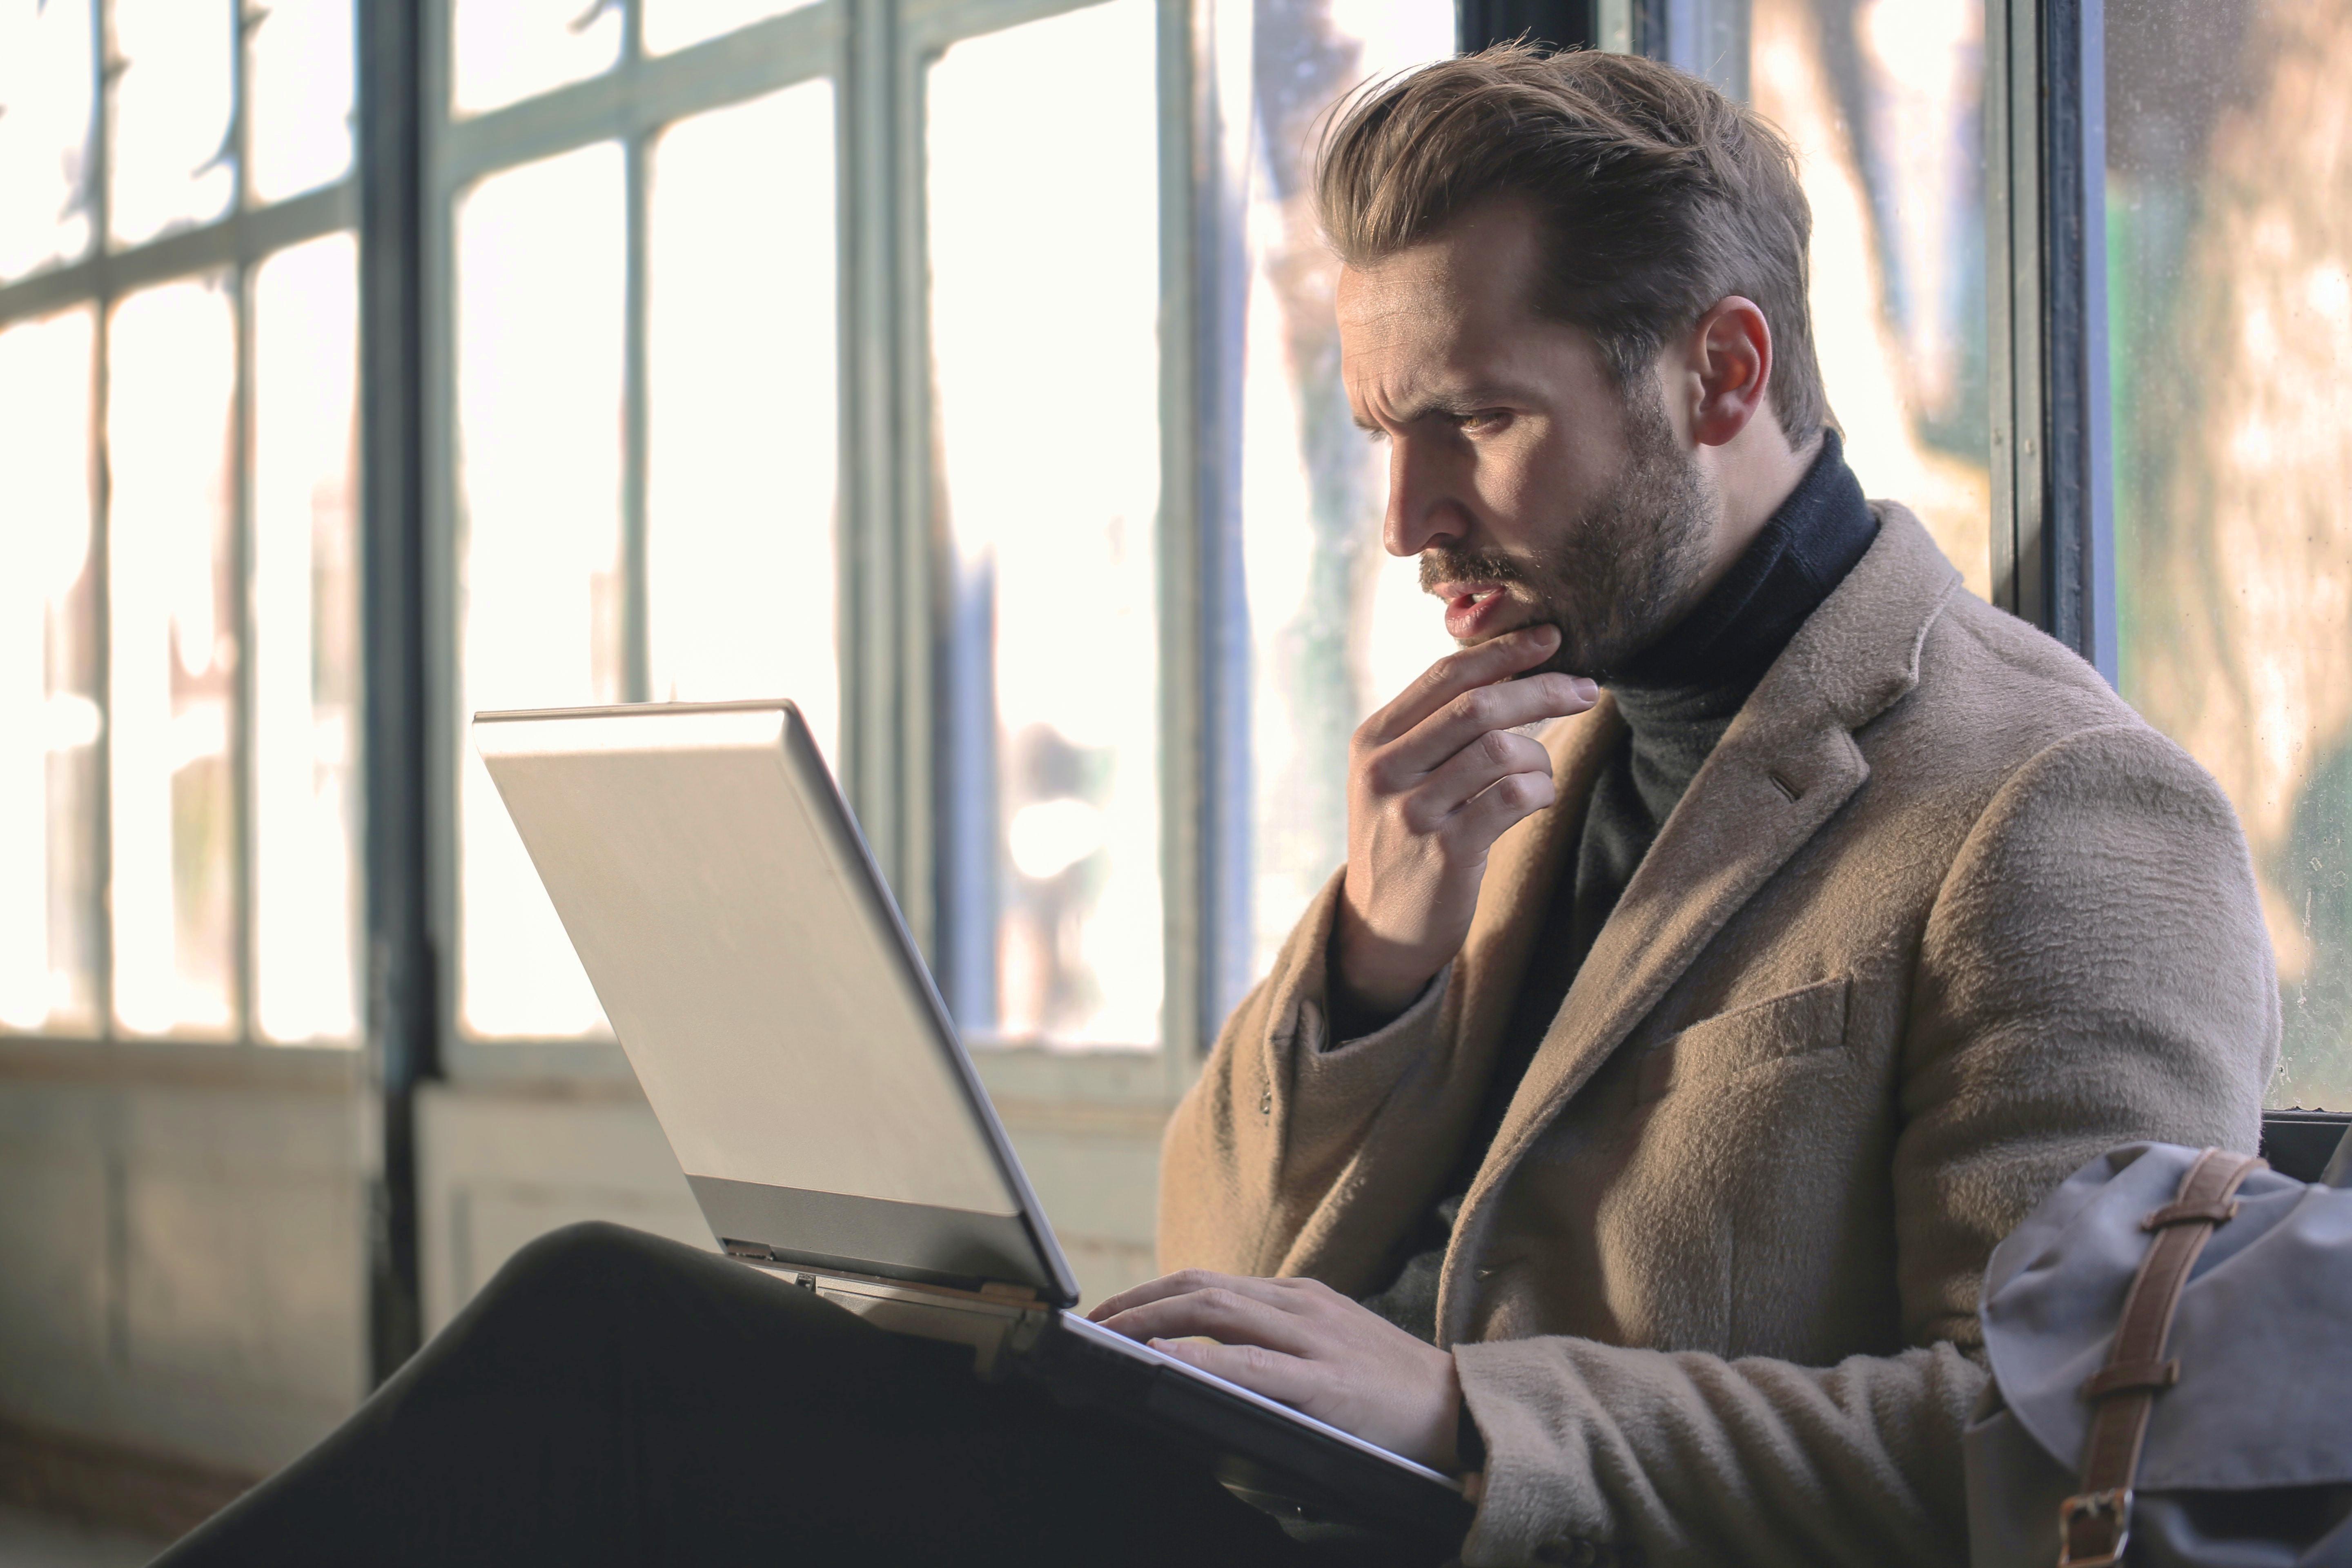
423, 0, 848, 1085
427, 0, 1217, 1109
0, 0, 365, 1062
1987, 0, 2115, 678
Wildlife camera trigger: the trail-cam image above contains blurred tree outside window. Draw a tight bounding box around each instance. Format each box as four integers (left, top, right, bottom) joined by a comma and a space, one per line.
2108, 0, 2352, 1110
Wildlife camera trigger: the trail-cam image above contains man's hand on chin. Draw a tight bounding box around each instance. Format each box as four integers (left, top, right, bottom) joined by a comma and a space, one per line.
1086, 1270, 1465, 1474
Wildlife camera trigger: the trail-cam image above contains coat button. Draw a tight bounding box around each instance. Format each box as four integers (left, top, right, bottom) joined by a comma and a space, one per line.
1257, 1089, 1272, 1115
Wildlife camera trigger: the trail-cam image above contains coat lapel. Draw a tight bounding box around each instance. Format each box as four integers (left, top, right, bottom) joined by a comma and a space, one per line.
1275, 701, 1624, 1288
1443, 698, 1626, 1074
1434, 504, 1962, 1344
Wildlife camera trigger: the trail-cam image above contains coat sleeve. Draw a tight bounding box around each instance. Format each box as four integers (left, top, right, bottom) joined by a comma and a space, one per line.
1452, 724, 2279, 1568
1157, 869, 1453, 1276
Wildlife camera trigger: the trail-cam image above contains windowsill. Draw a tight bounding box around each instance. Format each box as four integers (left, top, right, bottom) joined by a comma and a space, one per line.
434, 1031, 1197, 1116
0, 1033, 364, 1093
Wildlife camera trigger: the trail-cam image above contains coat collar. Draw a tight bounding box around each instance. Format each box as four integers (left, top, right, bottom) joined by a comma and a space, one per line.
1434, 503, 1961, 1345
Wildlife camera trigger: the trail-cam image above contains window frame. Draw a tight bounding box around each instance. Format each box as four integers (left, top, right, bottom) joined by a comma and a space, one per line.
420, 0, 1218, 1109
0, 0, 364, 1067
420, 0, 848, 1084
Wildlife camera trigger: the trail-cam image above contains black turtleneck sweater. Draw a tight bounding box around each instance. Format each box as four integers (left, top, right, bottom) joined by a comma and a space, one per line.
1357, 432, 1879, 1342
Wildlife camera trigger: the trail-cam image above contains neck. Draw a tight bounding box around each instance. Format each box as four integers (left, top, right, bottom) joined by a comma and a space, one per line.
1613, 428, 1873, 698
1688, 418, 1824, 605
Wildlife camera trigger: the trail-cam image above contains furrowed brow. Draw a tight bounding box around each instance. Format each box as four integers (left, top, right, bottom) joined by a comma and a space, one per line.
1390, 386, 1523, 425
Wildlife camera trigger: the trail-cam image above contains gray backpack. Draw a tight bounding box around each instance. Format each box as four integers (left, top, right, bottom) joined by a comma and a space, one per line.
1965, 1142, 2352, 1567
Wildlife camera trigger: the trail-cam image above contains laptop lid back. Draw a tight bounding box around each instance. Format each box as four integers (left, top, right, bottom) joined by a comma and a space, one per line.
473, 699, 1078, 1306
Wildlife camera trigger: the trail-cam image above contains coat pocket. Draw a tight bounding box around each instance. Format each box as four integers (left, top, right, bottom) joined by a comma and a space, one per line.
1635, 976, 1853, 1103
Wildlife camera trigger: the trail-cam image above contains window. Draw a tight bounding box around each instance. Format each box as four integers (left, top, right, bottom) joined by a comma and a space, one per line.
1651, 0, 1994, 599
2107, 0, 2352, 1110
438, 0, 1469, 1060
926, 0, 1167, 1048
1239, 0, 1461, 989
0, 0, 361, 1047
437, 2, 839, 1045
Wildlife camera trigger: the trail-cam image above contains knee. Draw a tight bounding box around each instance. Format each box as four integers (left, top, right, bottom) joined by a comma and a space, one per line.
481, 1220, 678, 1312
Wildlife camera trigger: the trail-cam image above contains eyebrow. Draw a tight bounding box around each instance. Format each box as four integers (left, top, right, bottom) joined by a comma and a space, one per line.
1352, 384, 1535, 432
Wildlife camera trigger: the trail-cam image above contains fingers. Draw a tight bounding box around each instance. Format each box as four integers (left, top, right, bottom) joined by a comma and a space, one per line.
1098, 1288, 1325, 1359
1145, 1336, 1323, 1409
1447, 767, 1558, 846
1087, 1267, 1270, 1323
1360, 624, 1564, 747
1376, 670, 1598, 784
1395, 725, 1555, 831
1091, 1272, 1339, 1352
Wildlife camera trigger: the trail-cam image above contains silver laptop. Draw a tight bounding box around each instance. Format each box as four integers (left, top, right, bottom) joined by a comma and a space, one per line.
472, 698, 1468, 1546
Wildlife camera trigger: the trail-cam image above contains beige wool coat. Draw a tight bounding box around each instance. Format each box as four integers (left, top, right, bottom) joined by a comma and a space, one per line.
1158, 505, 2279, 1567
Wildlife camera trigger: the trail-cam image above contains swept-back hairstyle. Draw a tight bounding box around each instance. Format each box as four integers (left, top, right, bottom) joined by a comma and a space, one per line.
1316, 43, 1825, 444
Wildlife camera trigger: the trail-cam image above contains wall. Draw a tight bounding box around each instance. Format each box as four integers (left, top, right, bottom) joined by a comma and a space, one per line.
0, 1051, 370, 1479
416, 1057, 1173, 1332
0, 1042, 1174, 1497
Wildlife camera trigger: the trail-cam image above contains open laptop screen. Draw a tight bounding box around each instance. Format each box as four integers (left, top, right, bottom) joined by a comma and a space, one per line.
474, 700, 1075, 1303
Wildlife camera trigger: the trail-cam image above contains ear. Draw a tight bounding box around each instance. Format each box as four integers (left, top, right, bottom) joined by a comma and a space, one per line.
1688, 296, 1773, 447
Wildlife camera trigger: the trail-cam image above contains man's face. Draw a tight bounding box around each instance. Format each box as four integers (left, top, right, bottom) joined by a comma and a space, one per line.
1336, 199, 1720, 678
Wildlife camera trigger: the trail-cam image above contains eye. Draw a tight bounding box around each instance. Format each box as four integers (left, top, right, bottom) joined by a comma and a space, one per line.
1455, 409, 1512, 435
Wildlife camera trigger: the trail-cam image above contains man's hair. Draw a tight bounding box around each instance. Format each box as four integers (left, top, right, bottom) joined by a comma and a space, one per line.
1316, 43, 1826, 445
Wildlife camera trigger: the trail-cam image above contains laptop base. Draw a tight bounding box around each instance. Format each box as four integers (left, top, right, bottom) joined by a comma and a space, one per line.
738, 1256, 1473, 1552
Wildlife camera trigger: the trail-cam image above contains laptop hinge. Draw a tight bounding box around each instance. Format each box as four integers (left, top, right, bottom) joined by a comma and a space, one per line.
720, 1239, 1048, 1307
977, 1280, 1042, 1305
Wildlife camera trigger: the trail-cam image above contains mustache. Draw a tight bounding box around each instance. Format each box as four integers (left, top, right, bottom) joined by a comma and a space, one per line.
1419, 548, 1533, 592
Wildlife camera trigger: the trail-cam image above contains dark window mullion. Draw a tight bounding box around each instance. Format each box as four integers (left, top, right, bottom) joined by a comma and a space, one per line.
358, 0, 435, 1381
620, 0, 651, 704
90, 0, 118, 1044
231, 0, 259, 1042
621, 127, 652, 704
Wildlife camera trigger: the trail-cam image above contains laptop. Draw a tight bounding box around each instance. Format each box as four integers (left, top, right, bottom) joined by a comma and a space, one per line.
472, 698, 1471, 1548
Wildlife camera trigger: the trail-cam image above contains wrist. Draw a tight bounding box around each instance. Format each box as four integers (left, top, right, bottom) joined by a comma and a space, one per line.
1328, 897, 1437, 1027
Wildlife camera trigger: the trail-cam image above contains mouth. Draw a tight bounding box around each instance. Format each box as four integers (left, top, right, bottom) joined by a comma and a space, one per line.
1433, 581, 1523, 641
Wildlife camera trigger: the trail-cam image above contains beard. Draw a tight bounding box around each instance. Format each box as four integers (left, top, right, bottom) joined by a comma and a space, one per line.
1419, 383, 1718, 680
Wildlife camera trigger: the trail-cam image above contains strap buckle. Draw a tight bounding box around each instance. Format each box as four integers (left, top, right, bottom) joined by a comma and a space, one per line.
2058, 1488, 2133, 1568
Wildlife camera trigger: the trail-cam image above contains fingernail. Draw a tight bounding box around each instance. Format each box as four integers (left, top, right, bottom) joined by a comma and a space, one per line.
1572, 677, 1599, 701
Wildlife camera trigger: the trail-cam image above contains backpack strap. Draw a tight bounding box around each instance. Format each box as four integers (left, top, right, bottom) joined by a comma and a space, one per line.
2056, 1147, 2266, 1568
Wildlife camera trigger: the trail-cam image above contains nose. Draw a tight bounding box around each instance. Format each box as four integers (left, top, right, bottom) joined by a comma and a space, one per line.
1381, 435, 1466, 559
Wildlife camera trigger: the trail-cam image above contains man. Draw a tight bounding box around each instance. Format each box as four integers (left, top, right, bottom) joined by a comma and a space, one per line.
156, 45, 2273, 1568
1087, 41, 2277, 1567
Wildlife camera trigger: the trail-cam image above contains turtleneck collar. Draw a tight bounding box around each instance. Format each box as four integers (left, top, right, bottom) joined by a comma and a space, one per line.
1613, 428, 1877, 704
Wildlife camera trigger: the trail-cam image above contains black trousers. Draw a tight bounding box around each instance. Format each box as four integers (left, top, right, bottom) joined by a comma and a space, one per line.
153, 1222, 1347, 1568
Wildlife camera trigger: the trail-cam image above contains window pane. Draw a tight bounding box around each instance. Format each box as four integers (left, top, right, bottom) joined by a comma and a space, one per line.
0, 0, 96, 282
1241, 0, 1457, 987
108, 278, 239, 1038
1746, 0, 1991, 593
450, 0, 622, 118
0, 308, 101, 1035
646, 81, 839, 758
108, 0, 235, 247
644, 0, 818, 56
249, 0, 355, 204
928, 0, 1161, 1047
454, 145, 624, 1040
251, 234, 361, 1045
2108, 0, 2352, 1110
